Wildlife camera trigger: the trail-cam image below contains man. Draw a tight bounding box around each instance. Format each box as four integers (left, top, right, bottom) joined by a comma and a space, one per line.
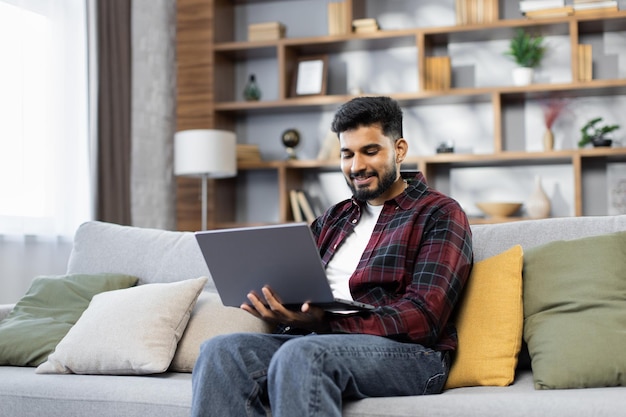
191, 96, 473, 417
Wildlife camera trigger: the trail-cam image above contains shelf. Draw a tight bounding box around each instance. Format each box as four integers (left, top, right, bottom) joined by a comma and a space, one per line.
176, 0, 626, 230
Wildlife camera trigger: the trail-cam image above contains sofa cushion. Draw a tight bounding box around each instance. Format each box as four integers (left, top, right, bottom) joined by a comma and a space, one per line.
0, 273, 138, 366
445, 245, 524, 389
36, 277, 207, 375
523, 231, 626, 389
170, 292, 273, 372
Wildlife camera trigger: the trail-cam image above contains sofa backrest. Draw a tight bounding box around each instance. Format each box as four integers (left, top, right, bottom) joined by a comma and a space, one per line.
67, 216, 626, 290
66, 221, 214, 290
470, 215, 626, 262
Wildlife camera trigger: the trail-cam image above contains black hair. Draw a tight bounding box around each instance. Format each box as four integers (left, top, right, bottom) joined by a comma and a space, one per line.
330, 96, 403, 140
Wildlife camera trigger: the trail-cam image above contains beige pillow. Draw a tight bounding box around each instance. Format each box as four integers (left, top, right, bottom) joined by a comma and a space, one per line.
36, 277, 207, 375
170, 292, 273, 372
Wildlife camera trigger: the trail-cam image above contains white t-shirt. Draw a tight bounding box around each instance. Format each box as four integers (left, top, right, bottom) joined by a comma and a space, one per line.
325, 203, 384, 300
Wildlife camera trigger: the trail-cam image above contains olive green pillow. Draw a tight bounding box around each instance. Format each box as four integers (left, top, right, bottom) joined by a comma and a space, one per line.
0, 273, 138, 366
523, 231, 626, 389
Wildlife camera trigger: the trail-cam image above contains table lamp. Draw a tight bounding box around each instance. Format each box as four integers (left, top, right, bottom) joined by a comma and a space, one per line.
174, 129, 237, 230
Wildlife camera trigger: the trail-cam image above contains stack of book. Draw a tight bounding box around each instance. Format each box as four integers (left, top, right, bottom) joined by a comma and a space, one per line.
573, 0, 619, 14
424, 56, 452, 91
328, 1, 350, 35
519, 0, 573, 18
247, 22, 285, 42
577, 44, 593, 82
236, 144, 262, 163
352, 18, 379, 34
455, 0, 499, 25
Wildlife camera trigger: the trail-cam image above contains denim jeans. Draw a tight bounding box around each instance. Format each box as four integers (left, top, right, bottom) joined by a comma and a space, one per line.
191, 332, 450, 417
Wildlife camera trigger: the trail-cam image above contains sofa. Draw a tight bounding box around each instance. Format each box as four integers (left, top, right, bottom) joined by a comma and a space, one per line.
1, 215, 625, 417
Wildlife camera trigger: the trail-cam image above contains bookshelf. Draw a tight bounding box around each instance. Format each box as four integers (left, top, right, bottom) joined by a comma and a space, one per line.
176, 0, 626, 230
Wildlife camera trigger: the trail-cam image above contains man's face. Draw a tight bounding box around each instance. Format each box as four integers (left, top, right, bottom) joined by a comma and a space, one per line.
339, 124, 405, 206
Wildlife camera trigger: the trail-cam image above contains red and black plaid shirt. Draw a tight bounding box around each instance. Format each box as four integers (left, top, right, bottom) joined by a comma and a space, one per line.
311, 172, 473, 351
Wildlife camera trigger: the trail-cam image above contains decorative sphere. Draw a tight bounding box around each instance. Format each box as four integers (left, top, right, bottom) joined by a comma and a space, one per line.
281, 129, 300, 149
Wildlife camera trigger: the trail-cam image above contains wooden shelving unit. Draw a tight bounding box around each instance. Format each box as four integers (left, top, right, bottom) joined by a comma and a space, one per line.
175, 0, 626, 231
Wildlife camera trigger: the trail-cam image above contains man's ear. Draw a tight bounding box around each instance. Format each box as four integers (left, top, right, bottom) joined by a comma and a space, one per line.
395, 138, 408, 163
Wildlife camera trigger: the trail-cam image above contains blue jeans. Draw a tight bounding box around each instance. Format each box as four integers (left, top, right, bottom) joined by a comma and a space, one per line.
191, 332, 450, 417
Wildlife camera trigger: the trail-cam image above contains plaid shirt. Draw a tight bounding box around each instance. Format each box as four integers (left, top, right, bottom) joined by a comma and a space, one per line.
311, 172, 473, 351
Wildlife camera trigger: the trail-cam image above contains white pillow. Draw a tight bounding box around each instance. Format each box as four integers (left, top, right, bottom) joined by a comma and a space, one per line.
170, 292, 273, 372
36, 276, 208, 375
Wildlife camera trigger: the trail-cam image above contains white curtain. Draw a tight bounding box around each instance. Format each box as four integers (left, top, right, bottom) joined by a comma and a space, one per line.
0, 0, 93, 303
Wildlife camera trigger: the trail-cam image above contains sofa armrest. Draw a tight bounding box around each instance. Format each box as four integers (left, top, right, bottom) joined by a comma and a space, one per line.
0, 304, 15, 321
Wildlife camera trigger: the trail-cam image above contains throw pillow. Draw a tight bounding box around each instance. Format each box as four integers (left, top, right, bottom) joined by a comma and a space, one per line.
523, 231, 626, 389
445, 244, 524, 389
36, 276, 208, 375
0, 273, 138, 366
170, 291, 273, 372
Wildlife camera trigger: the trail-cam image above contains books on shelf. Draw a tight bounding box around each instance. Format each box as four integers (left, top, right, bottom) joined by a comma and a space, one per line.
328, 2, 350, 35
524, 5, 573, 18
577, 44, 593, 82
237, 144, 262, 163
424, 56, 451, 91
519, 0, 564, 12
248, 21, 285, 42
573, 1, 619, 14
352, 18, 379, 34
455, 0, 499, 25
289, 190, 317, 223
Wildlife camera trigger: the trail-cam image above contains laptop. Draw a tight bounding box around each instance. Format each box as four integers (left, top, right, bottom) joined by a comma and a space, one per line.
194, 223, 375, 312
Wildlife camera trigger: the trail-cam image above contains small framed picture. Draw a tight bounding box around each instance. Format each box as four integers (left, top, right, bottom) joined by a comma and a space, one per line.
292, 55, 328, 97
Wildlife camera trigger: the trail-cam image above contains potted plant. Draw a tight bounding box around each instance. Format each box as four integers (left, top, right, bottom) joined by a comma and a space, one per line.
504, 29, 546, 86
578, 117, 620, 148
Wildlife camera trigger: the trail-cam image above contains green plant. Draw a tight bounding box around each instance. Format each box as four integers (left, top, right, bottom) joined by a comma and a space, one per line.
578, 117, 620, 148
504, 29, 546, 68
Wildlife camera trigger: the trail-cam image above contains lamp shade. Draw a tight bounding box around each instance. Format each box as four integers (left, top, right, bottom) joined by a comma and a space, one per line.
174, 129, 237, 178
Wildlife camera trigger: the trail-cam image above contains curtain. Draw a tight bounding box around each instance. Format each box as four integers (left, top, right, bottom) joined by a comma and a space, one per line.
0, 0, 92, 303
96, 0, 132, 225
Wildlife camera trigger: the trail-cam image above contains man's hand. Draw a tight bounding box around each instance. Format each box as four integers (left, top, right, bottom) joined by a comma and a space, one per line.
241, 286, 329, 332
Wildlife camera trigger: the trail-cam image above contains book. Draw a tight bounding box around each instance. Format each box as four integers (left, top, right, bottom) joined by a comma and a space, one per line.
289, 190, 303, 222
424, 56, 451, 91
524, 5, 574, 18
236, 144, 262, 163
577, 44, 593, 81
456, 0, 499, 25
328, 2, 350, 35
573, 0, 617, 9
519, 0, 564, 12
296, 190, 317, 223
573, 2, 618, 14
248, 22, 286, 42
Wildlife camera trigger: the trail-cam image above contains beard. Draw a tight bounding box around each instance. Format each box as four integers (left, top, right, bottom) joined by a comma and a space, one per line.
346, 158, 398, 202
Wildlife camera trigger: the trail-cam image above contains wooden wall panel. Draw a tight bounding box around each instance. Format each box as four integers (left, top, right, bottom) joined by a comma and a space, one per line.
176, 0, 212, 231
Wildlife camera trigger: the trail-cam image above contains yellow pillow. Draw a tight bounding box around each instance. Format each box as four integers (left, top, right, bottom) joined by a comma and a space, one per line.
445, 244, 524, 389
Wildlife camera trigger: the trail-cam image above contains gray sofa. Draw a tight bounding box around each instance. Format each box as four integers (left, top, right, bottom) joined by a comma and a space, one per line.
1, 215, 626, 417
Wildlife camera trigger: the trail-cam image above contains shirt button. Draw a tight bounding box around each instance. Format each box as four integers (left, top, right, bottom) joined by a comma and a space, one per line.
351, 219, 357, 224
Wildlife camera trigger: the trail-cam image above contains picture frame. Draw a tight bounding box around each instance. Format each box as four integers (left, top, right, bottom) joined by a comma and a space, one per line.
291, 55, 328, 97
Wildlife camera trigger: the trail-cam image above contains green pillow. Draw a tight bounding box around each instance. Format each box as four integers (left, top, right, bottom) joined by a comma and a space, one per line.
0, 273, 138, 366
523, 231, 626, 389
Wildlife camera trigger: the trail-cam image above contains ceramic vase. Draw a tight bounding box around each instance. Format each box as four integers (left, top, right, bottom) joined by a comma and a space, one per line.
512, 67, 534, 86
526, 175, 551, 219
543, 128, 554, 151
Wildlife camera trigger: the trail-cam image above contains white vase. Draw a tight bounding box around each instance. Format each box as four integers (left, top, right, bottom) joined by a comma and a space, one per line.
526, 175, 551, 219
512, 67, 534, 86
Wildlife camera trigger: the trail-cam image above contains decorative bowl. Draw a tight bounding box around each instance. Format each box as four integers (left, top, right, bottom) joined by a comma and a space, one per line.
475, 202, 522, 218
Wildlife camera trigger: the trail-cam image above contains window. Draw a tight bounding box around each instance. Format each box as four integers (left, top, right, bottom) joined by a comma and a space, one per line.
0, 0, 92, 237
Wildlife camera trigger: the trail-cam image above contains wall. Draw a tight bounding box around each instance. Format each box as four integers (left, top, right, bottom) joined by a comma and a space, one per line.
131, 0, 177, 230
